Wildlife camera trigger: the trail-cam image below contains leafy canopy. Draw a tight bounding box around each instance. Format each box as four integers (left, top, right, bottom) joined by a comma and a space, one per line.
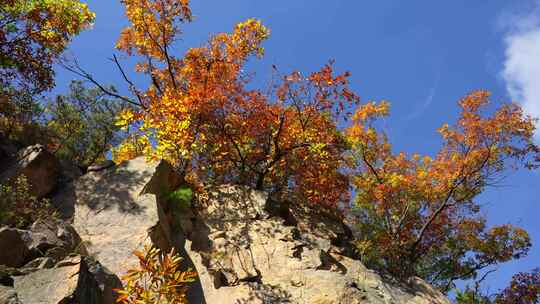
0, 0, 95, 93
113, 0, 357, 209
96, 0, 540, 297
347, 91, 539, 291
0, 0, 95, 149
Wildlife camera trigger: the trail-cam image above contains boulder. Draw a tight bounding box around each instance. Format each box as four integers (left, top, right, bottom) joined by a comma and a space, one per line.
0, 145, 59, 198
0, 219, 85, 269
21, 257, 55, 273
55, 157, 182, 277
86, 160, 115, 173
0, 228, 30, 268
27, 219, 87, 263
0, 269, 14, 287
13, 255, 121, 304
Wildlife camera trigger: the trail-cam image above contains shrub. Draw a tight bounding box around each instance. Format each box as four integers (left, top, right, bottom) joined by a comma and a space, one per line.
167, 186, 193, 211
115, 245, 197, 304
0, 175, 57, 228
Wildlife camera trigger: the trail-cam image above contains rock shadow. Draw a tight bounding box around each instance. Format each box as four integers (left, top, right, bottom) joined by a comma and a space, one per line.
235, 282, 293, 304
52, 162, 152, 220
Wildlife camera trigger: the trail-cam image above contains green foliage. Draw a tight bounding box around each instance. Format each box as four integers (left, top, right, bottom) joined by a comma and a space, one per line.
115, 245, 197, 304
166, 186, 193, 211
454, 284, 492, 304
0, 175, 57, 229
166, 185, 194, 234
0, 0, 94, 155
45, 81, 128, 170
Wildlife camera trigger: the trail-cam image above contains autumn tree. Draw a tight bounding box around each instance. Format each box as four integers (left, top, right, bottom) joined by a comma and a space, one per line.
0, 89, 47, 147
0, 0, 94, 93
0, 0, 94, 145
67, 1, 538, 297
106, 0, 358, 209
454, 268, 540, 303
495, 268, 540, 304
347, 91, 539, 291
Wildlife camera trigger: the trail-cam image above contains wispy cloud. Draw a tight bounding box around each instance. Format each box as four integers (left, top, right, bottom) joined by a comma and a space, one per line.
500, 1, 540, 140
406, 74, 439, 121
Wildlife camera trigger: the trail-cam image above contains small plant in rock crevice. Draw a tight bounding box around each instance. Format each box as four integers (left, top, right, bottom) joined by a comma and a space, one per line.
115, 245, 197, 304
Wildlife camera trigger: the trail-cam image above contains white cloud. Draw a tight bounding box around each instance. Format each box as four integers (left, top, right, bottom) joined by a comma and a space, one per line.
501, 2, 540, 140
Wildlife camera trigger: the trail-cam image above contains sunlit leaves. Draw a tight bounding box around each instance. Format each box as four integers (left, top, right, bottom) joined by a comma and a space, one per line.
114, 0, 358, 210
117, 0, 192, 59
0, 0, 95, 93
115, 245, 197, 304
111, 1, 540, 296
347, 90, 540, 291
112, 135, 153, 164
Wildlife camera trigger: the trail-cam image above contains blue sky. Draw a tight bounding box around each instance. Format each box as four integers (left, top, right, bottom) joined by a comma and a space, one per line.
53, 0, 540, 293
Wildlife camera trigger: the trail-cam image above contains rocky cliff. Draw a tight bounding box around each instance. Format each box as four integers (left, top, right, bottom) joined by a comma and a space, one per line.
0, 150, 451, 304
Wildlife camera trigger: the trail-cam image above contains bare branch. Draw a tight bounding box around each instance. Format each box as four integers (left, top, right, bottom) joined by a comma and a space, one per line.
60, 57, 143, 108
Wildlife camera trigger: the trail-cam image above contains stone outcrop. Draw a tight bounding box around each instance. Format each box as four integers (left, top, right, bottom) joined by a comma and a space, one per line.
0, 285, 20, 304
54, 157, 182, 277
0, 145, 59, 198
179, 185, 451, 304
27, 219, 88, 264
86, 160, 115, 173
8, 156, 450, 303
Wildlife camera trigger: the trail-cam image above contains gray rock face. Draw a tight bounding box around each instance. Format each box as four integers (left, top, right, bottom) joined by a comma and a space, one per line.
13, 255, 121, 304
0, 145, 59, 198
21, 257, 54, 271
52, 157, 450, 304
0, 285, 21, 304
27, 219, 87, 263
179, 185, 451, 304
55, 157, 182, 277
